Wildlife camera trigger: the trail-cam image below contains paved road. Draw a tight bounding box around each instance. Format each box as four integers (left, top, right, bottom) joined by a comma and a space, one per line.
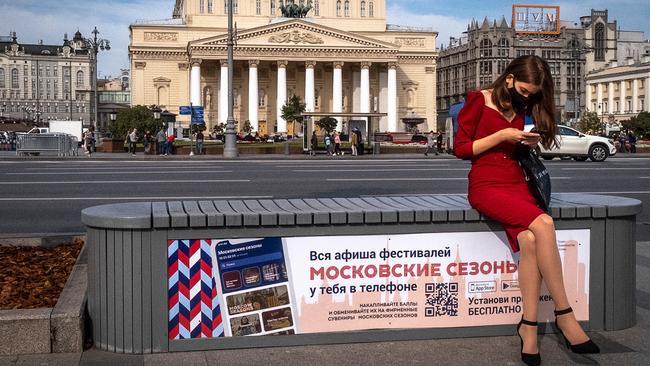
0, 155, 648, 239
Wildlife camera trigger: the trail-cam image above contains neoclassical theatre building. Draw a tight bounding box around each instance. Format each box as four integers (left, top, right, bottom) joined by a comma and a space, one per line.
129, 0, 438, 135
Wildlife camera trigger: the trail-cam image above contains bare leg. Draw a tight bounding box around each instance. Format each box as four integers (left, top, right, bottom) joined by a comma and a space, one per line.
517, 230, 542, 354
528, 214, 590, 344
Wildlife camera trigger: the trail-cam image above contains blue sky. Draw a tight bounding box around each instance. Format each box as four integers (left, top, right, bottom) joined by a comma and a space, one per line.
0, 0, 648, 78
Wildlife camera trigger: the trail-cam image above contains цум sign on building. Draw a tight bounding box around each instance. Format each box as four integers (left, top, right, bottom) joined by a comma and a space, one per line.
512, 4, 560, 35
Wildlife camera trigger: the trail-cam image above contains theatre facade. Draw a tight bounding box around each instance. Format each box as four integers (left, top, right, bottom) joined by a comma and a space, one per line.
129, 0, 438, 135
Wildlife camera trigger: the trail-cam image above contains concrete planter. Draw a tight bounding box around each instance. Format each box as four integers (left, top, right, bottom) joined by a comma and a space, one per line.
0, 243, 88, 355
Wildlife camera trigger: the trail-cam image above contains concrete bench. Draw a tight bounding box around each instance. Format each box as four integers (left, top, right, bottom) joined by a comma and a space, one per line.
82, 193, 641, 353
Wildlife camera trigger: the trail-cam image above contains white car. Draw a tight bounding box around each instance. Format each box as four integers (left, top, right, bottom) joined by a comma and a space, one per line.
525, 125, 617, 162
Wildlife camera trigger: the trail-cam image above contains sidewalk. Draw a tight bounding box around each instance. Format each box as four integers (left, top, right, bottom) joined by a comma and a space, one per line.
1, 242, 648, 366
2, 149, 649, 161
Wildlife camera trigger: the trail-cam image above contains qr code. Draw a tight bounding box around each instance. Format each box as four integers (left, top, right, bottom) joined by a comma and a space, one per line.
424, 282, 459, 317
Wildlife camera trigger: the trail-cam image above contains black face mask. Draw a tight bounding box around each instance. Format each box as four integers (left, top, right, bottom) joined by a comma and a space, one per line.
508, 84, 529, 112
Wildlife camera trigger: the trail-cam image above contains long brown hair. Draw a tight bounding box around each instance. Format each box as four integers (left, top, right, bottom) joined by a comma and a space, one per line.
487, 55, 558, 149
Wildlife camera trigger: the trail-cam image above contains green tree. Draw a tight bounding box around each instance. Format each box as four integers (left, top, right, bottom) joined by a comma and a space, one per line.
316, 117, 338, 134
577, 111, 602, 134
281, 95, 306, 126
108, 105, 164, 140
622, 111, 650, 138
241, 120, 253, 135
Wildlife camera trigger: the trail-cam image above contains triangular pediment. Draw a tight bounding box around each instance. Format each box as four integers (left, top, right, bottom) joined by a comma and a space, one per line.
189, 19, 398, 50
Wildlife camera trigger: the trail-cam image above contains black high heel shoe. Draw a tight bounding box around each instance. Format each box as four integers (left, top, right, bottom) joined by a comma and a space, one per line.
554, 307, 600, 354
517, 318, 541, 366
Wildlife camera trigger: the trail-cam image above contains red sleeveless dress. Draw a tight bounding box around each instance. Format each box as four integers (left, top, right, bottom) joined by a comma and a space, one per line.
454, 91, 544, 252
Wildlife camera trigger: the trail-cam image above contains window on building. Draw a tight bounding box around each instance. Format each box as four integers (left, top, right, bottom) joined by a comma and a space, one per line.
200, 0, 205, 13
480, 61, 492, 75
344, 0, 350, 17
53, 67, 58, 77
314, 0, 319, 15
498, 38, 509, 57
271, 0, 275, 15
76, 70, 84, 87
46, 80, 51, 90
258, 89, 266, 107
336, 0, 342, 16
0, 68, 4, 88
208, 0, 213, 13
224, 0, 237, 14
38, 67, 42, 76
594, 23, 605, 61
480, 38, 492, 57
627, 100, 632, 112
256, 0, 261, 15
46, 66, 50, 76
11, 69, 19, 89
369, 1, 374, 17
360, 1, 366, 16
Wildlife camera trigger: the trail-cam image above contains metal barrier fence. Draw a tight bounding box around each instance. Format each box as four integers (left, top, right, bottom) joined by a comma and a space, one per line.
16, 133, 78, 156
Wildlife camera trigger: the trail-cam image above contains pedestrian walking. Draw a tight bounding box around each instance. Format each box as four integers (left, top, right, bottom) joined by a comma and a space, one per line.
156, 129, 166, 156
83, 129, 94, 156
619, 133, 628, 153
355, 128, 364, 155
165, 133, 175, 155
128, 128, 138, 156
144, 130, 152, 154
424, 130, 437, 156
324, 134, 333, 156
334, 132, 342, 155
628, 131, 637, 153
310, 131, 318, 156
455, 55, 599, 365
350, 128, 358, 156
436, 131, 444, 153
196, 130, 204, 155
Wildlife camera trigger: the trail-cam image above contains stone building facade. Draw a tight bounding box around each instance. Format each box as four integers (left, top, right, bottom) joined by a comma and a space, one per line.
129, 0, 438, 135
436, 9, 621, 128
0, 31, 92, 123
585, 56, 650, 125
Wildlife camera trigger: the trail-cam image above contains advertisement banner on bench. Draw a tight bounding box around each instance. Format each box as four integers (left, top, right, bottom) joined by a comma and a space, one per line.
166, 230, 590, 339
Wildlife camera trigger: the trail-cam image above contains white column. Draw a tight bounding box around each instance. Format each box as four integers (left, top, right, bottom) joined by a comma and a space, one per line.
596, 83, 603, 116
332, 61, 344, 131
276, 60, 288, 133
360, 61, 371, 115
248, 60, 259, 132
585, 82, 592, 111
645, 77, 650, 112
305, 61, 315, 112
632, 79, 639, 113
619, 80, 626, 113
387, 62, 398, 132
608, 82, 615, 114
219, 60, 228, 124
190, 60, 202, 107
379, 70, 388, 132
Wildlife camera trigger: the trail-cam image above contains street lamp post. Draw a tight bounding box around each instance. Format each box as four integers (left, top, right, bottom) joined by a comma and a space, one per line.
82, 27, 110, 146
223, 0, 238, 158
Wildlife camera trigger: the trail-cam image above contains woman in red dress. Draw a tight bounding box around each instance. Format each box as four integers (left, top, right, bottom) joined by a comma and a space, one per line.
454, 56, 599, 365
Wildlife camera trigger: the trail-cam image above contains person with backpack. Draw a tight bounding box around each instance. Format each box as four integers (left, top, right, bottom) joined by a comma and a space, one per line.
324, 133, 332, 156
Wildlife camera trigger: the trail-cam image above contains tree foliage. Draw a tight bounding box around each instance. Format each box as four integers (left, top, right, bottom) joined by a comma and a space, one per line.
108, 105, 164, 139
316, 117, 338, 134
281, 95, 307, 125
622, 111, 650, 139
577, 111, 602, 134
241, 120, 253, 134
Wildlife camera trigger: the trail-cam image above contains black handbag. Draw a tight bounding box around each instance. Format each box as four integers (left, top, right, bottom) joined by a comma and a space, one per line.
515, 144, 551, 212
